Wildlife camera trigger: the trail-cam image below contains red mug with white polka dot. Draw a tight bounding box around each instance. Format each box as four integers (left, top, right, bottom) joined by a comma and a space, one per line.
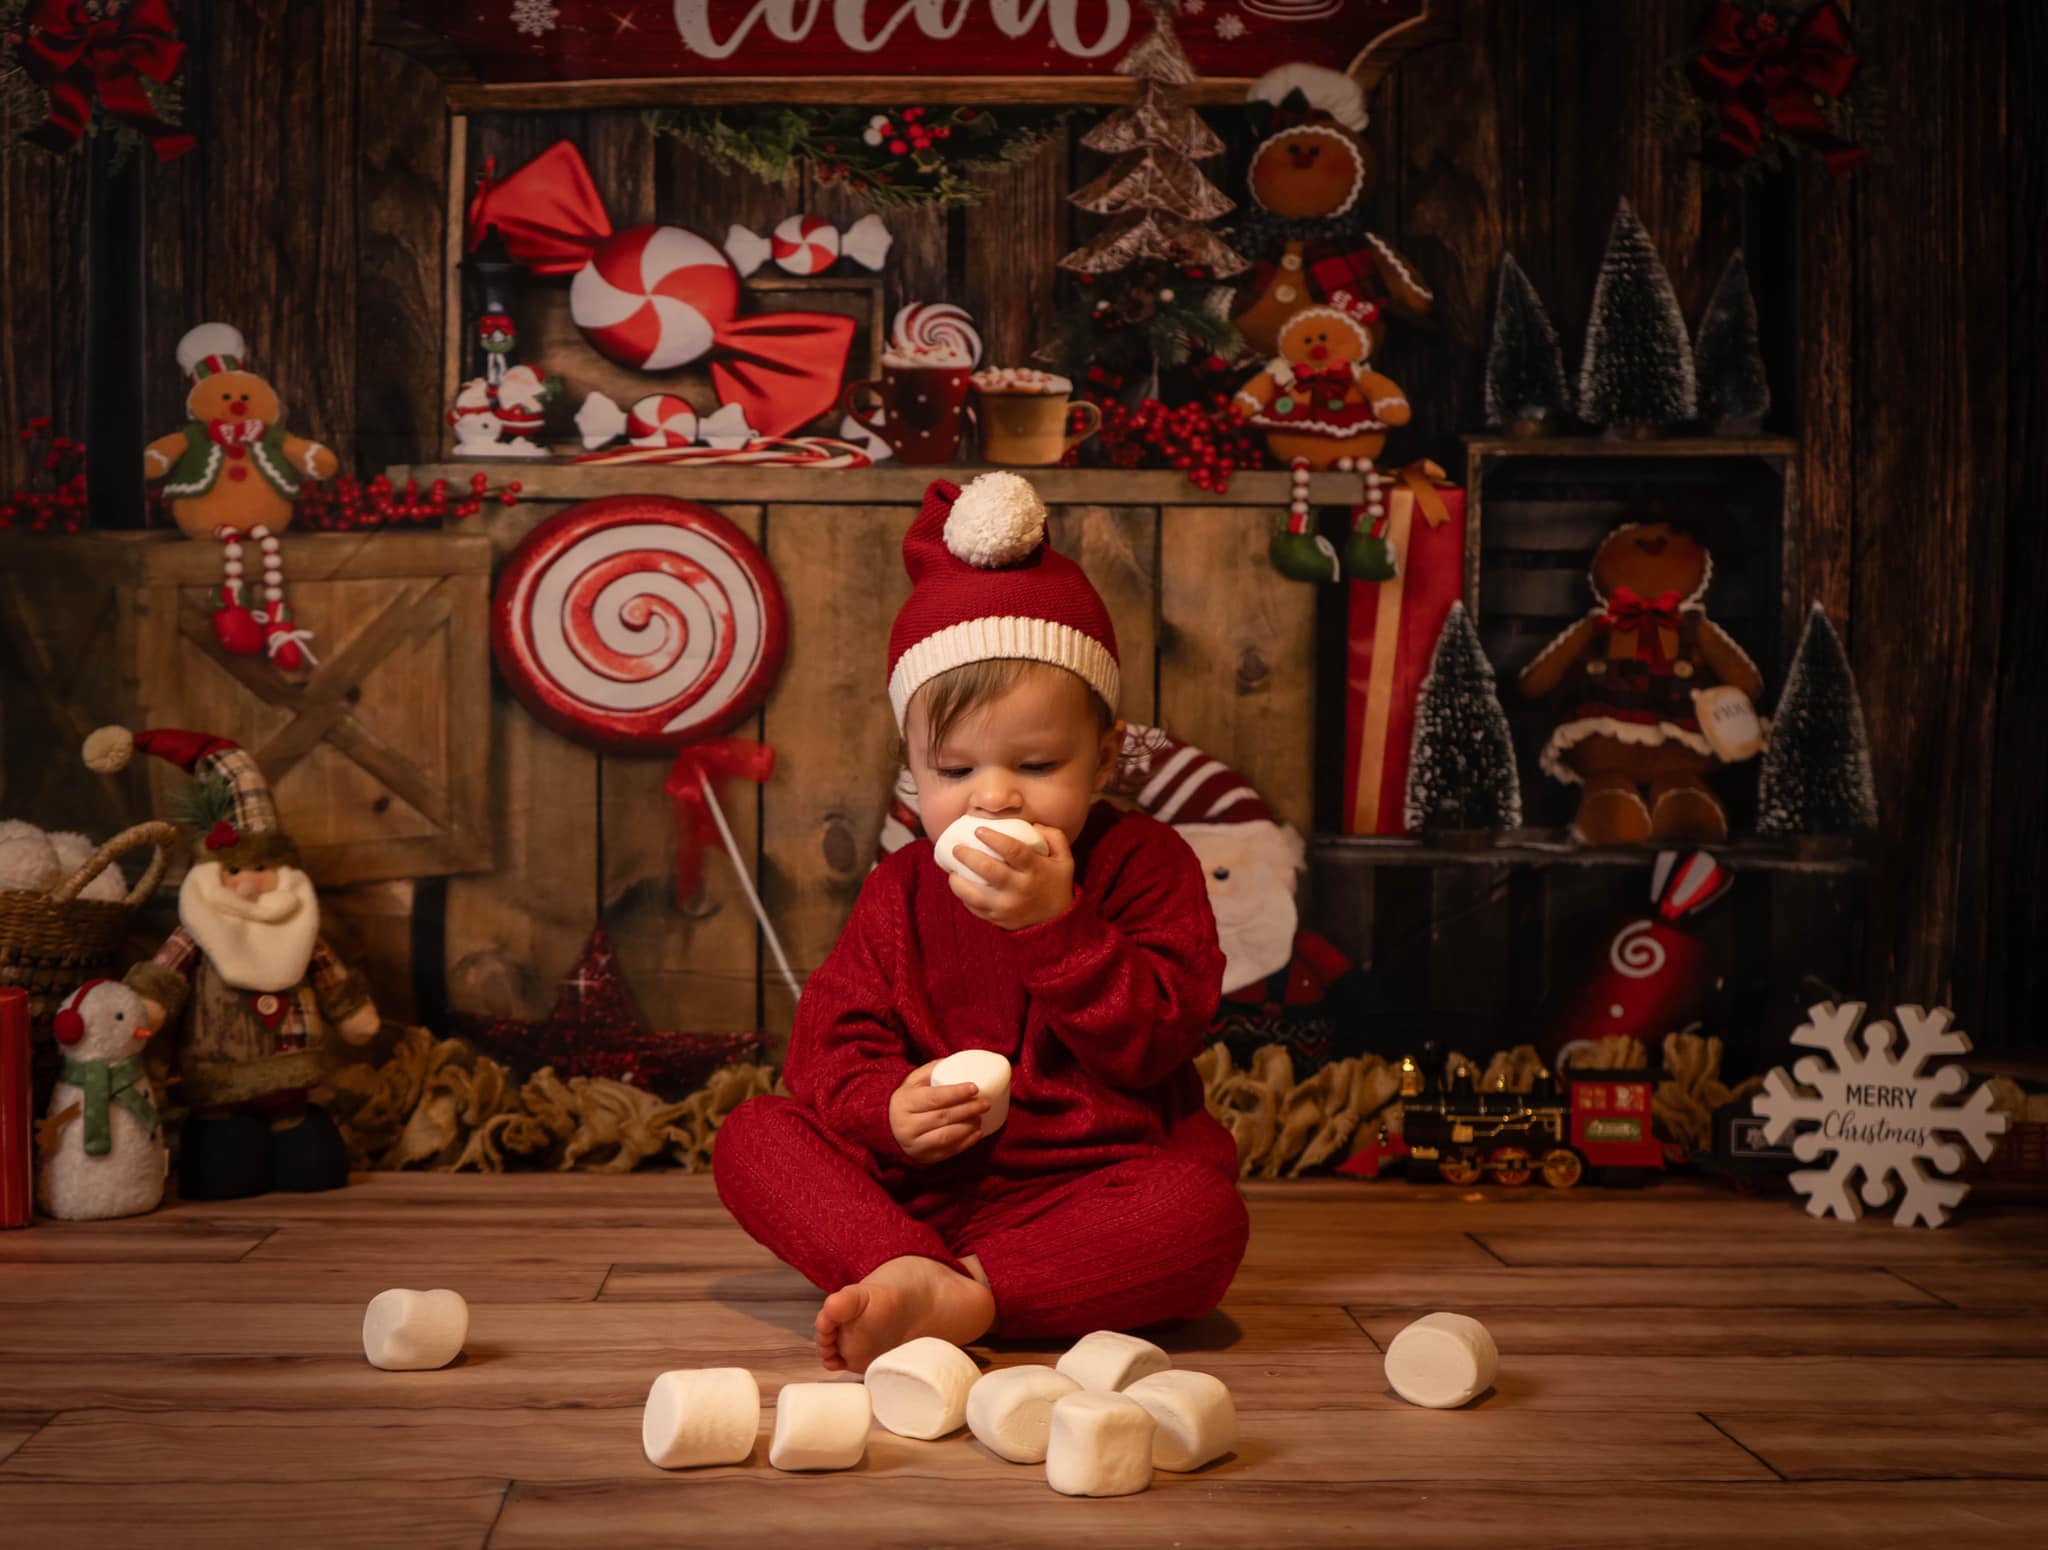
843, 359, 975, 464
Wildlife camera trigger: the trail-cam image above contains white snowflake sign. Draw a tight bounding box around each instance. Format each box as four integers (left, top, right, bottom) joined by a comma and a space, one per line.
1755, 1002, 2008, 1229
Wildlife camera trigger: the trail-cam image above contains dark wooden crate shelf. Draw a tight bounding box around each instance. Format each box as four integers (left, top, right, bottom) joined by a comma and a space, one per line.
1311, 831, 1871, 875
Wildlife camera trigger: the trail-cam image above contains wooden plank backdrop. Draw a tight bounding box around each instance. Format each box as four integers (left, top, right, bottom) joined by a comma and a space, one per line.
0, 0, 2039, 1048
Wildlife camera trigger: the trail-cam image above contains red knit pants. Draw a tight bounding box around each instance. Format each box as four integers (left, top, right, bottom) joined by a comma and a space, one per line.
713, 1095, 1250, 1339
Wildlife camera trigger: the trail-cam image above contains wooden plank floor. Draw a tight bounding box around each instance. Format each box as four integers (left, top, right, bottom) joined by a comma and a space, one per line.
1, 1175, 2045, 1547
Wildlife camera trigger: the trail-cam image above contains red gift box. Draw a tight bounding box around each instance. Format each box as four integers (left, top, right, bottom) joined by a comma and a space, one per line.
2, 988, 29, 1228
1342, 470, 1468, 835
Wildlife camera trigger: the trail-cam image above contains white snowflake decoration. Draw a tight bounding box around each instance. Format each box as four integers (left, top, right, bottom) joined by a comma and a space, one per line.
1754, 1002, 2008, 1229
1215, 14, 1248, 39
512, 0, 560, 38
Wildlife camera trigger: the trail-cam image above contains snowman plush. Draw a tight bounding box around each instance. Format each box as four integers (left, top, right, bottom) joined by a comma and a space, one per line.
36, 980, 167, 1221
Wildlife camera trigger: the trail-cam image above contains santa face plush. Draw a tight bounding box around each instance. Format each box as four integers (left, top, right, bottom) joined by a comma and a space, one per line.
1249, 124, 1368, 219
177, 859, 322, 994
1174, 819, 1304, 995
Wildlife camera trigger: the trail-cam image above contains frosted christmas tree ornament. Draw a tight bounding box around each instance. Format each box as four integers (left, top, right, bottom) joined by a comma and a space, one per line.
1576, 199, 1696, 434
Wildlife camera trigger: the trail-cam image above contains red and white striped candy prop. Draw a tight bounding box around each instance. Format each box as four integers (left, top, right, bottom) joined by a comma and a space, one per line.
771, 215, 839, 275
492, 496, 788, 754
627, 394, 700, 449
889, 302, 983, 366
571, 225, 741, 372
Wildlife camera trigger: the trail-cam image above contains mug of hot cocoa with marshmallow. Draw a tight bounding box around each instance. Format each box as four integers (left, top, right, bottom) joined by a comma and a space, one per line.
972, 368, 1102, 467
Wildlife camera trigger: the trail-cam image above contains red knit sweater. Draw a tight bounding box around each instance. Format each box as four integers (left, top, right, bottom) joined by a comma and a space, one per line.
784, 802, 1231, 1199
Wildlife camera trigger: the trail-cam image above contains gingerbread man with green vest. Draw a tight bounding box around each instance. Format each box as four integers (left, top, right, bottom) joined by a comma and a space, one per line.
143, 322, 337, 671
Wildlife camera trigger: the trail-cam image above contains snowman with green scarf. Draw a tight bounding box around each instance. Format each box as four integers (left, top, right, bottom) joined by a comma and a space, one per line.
36, 980, 167, 1220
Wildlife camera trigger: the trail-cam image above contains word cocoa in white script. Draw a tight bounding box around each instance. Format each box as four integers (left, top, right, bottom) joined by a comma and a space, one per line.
672, 1, 1132, 58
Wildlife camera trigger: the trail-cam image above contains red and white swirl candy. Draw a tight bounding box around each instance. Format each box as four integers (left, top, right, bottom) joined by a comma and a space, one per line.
724, 212, 893, 278
491, 496, 789, 752
890, 302, 983, 367
570, 226, 742, 372
627, 394, 700, 449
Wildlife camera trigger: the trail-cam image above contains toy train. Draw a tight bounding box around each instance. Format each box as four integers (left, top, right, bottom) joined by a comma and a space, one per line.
1387, 1058, 1667, 1189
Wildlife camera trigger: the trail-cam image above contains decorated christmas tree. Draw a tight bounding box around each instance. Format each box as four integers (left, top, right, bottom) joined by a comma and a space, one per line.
1576, 199, 1697, 434
1047, 1, 1245, 391
1404, 603, 1523, 835
1694, 249, 1771, 434
1757, 605, 1878, 837
1484, 253, 1570, 434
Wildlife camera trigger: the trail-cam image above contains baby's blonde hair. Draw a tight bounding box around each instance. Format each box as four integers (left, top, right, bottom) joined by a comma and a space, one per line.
907, 659, 1114, 763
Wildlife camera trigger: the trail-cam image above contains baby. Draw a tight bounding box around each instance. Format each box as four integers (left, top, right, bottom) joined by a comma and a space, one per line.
715, 473, 1249, 1372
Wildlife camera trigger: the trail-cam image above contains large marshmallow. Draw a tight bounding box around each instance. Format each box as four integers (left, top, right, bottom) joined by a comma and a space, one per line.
361, 1288, 468, 1371
1045, 1391, 1155, 1497
934, 814, 1050, 879
642, 1367, 760, 1467
769, 1381, 872, 1471
1383, 1311, 1499, 1409
966, 1365, 1080, 1464
931, 1048, 1012, 1136
1056, 1329, 1171, 1392
1123, 1369, 1237, 1471
866, 1336, 980, 1439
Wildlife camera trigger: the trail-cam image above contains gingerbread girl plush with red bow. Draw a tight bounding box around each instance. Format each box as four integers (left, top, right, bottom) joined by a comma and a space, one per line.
84, 725, 378, 1200
1518, 523, 1764, 845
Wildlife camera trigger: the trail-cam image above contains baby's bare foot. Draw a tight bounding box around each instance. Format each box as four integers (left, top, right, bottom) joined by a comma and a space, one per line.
813, 1255, 994, 1373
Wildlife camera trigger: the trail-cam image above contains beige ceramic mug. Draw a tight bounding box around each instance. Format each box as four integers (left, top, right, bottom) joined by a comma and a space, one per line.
973, 370, 1102, 466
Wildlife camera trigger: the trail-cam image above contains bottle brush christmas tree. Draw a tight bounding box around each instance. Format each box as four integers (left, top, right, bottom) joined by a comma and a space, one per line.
1576, 198, 1697, 436
1757, 604, 1877, 837
1694, 249, 1771, 435
1484, 253, 1570, 435
1405, 603, 1523, 837
1048, 0, 1246, 396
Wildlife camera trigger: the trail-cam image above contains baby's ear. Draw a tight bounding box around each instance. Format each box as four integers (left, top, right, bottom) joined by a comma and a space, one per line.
1094, 718, 1126, 790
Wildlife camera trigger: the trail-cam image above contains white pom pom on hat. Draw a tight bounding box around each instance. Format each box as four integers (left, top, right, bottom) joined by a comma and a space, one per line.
943, 471, 1047, 569
82, 725, 135, 775
176, 322, 248, 377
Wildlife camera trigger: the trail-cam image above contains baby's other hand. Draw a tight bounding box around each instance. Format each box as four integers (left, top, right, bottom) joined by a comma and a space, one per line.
888, 1060, 990, 1164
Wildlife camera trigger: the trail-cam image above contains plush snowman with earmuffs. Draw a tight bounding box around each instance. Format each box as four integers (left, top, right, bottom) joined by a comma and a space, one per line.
37, 979, 168, 1221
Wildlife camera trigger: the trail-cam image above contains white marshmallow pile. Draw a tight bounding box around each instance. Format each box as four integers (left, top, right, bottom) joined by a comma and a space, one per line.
971, 367, 1073, 395
1046, 1391, 1155, 1497
930, 1049, 1013, 1137
361, 1288, 469, 1372
965, 1364, 1078, 1463
1124, 1370, 1238, 1471
865, 1335, 981, 1439
1383, 1311, 1499, 1409
1055, 1329, 1171, 1392
933, 814, 1050, 879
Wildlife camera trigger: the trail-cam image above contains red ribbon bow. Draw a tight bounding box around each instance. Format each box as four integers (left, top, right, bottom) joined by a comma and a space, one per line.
467, 142, 854, 437
664, 738, 777, 908
19, 0, 195, 162
1292, 362, 1356, 391
1689, 0, 1864, 176
203, 820, 240, 851
1602, 588, 1686, 667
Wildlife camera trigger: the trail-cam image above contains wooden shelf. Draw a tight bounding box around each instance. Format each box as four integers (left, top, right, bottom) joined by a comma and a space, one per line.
1464, 433, 1799, 460
1312, 831, 1869, 875
387, 461, 1360, 509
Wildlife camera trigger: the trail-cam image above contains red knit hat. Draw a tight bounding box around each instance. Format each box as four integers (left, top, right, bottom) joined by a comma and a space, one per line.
887, 473, 1120, 729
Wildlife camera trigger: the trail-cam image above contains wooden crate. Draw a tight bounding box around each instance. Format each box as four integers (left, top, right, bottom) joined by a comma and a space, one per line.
0, 531, 493, 887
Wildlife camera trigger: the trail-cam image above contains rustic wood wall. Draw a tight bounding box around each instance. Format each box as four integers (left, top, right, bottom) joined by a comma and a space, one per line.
1, 0, 2039, 1047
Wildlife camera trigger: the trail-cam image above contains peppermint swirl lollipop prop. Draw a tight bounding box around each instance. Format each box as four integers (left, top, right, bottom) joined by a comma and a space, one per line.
492, 496, 801, 998
891, 302, 984, 366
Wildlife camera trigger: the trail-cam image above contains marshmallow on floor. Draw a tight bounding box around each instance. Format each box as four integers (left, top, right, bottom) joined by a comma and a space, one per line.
966, 1365, 1080, 1463
1123, 1369, 1237, 1471
931, 1048, 1012, 1136
1383, 1311, 1499, 1408
770, 1381, 872, 1471
643, 1367, 760, 1468
866, 1336, 980, 1439
1045, 1391, 1155, 1497
361, 1289, 468, 1371
1056, 1329, 1171, 1392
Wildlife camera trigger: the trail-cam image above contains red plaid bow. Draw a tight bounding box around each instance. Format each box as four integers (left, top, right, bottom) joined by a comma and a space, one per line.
19, 0, 195, 162
1689, 0, 1864, 175
1603, 587, 1684, 632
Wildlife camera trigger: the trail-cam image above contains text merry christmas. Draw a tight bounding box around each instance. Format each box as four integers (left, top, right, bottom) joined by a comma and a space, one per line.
671, 1, 1135, 58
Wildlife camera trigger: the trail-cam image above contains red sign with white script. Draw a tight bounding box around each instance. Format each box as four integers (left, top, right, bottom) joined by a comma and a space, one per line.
386, 1, 1431, 88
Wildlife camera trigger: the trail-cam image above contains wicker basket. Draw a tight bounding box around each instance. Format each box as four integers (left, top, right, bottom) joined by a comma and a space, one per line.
0, 820, 180, 1024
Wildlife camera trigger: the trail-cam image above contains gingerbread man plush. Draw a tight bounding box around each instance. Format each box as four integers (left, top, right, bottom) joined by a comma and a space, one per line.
1517, 523, 1765, 845
143, 323, 336, 670
1231, 65, 1433, 361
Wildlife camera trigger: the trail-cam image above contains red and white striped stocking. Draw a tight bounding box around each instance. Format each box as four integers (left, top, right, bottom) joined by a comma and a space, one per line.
249, 525, 317, 670
209, 526, 265, 657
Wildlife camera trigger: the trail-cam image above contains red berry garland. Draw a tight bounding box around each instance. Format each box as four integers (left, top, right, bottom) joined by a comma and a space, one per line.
297, 471, 522, 532
1062, 384, 1270, 495
0, 416, 173, 534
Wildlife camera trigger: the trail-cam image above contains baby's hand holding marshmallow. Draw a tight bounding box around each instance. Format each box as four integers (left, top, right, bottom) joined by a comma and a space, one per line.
944, 819, 1072, 930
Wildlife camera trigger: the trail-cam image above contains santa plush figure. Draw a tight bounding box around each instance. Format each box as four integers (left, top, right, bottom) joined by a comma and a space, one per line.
83, 725, 380, 1199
